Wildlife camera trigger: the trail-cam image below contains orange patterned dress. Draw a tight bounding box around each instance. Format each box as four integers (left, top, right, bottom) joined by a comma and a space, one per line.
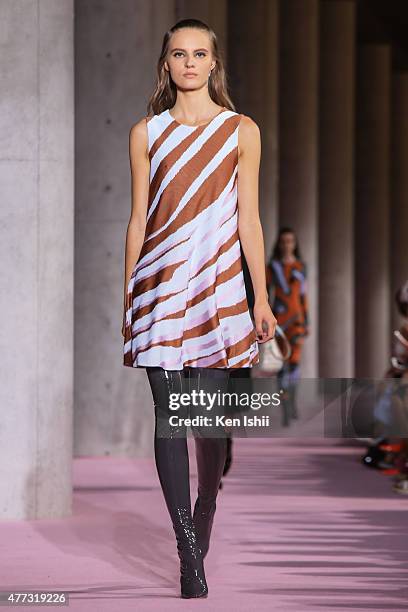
267, 258, 309, 365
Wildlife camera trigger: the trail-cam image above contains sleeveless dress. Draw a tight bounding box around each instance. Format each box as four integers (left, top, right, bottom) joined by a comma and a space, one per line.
123, 106, 260, 370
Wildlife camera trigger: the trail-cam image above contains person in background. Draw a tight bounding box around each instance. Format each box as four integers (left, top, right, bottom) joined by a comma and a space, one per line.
361, 279, 408, 492
266, 227, 309, 426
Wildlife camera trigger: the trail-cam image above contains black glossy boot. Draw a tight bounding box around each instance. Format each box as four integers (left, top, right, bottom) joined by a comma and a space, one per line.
223, 435, 233, 477
193, 437, 228, 559
146, 367, 208, 599
188, 367, 230, 559
175, 507, 208, 598
219, 435, 233, 490
192, 497, 217, 560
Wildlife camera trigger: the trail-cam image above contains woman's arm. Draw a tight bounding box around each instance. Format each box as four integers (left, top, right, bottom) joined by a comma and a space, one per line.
123, 118, 150, 311
237, 115, 276, 342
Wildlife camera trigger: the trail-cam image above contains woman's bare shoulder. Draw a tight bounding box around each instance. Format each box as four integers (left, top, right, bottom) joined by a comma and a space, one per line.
129, 115, 152, 157
238, 114, 260, 136
129, 115, 151, 139
238, 114, 260, 157
129, 115, 151, 157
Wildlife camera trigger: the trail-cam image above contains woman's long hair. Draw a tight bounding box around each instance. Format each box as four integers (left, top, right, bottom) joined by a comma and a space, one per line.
147, 18, 235, 116
271, 227, 303, 261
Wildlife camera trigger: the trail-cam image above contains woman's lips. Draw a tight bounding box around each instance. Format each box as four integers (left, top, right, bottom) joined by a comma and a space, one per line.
184, 73, 197, 78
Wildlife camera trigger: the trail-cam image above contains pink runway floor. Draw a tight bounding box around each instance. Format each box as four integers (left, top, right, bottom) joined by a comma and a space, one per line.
1, 437, 408, 611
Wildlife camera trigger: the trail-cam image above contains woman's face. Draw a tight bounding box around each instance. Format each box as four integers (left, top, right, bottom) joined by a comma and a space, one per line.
164, 28, 215, 89
279, 232, 296, 256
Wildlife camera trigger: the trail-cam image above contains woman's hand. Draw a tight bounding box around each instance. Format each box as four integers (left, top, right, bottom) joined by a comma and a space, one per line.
253, 299, 277, 343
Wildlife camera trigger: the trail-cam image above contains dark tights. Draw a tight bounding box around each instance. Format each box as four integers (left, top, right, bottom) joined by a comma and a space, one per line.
146, 366, 230, 544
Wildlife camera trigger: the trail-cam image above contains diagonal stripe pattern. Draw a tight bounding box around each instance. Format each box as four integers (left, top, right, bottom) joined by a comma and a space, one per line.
123, 107, 260, 370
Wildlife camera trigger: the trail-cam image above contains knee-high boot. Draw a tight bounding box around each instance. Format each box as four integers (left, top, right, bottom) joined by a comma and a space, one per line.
193, 436, 228, 558
146, 367, 207, 599
186, 366, 230, 559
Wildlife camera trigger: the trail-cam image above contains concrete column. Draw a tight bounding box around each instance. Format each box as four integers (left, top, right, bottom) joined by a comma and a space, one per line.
227, 0, 279, 258
279, 0, 319, 378
391, 73, 408, 332
0, 0, 74, 518
319, 1, 355, 378
355, 45, 391, 378
75, 1, 176, 458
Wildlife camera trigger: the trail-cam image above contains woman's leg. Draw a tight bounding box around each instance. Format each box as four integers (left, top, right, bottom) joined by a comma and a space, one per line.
187, 367, 231, 558
145, 366, 207, 598
146, 366, 190, 518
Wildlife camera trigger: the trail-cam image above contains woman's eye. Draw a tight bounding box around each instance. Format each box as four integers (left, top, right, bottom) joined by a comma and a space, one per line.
173, 52, 206, 58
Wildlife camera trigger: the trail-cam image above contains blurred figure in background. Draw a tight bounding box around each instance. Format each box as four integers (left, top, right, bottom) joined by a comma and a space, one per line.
266, 227, 309, 426
361, 279, 408, 493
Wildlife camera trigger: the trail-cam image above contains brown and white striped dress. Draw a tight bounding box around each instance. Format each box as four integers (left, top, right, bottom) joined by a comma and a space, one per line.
123, 106, 260, 370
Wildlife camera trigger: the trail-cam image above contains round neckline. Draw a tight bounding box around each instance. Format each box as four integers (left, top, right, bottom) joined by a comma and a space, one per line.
167, 106, 226, 128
